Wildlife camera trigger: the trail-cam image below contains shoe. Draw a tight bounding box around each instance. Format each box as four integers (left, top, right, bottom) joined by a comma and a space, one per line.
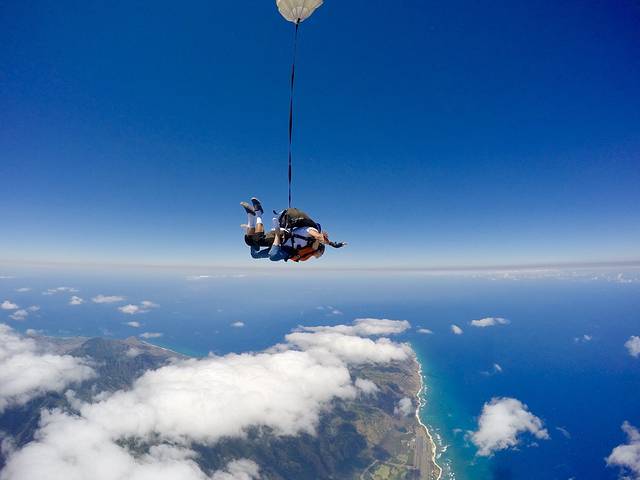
240, 202, 255, 215
250, 197, 264, 215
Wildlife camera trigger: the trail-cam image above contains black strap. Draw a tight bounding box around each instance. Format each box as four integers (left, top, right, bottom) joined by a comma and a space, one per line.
288, 21, 300, 209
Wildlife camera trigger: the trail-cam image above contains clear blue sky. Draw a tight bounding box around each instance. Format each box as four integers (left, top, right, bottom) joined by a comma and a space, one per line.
1, 0, 639, 268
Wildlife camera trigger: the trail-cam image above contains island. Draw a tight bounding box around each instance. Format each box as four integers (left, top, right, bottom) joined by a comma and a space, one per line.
0, 335, 441, 480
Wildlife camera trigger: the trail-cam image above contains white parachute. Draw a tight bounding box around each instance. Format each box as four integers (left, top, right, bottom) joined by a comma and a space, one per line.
276, 0, 323, 24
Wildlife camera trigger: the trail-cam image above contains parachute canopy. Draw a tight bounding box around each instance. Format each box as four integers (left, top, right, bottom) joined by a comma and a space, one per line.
276, 0, 323, 24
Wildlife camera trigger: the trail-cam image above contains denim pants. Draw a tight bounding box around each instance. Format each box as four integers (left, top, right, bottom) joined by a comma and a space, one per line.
250, 245, 288, 262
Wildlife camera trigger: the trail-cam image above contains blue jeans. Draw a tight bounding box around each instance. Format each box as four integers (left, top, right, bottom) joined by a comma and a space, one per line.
250, 245, 289, 262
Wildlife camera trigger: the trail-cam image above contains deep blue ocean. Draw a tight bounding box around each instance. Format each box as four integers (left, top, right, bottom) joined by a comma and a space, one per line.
1, 267, 638, 479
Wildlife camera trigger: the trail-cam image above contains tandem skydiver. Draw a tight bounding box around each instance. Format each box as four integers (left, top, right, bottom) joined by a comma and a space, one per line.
240, 198, 346, 263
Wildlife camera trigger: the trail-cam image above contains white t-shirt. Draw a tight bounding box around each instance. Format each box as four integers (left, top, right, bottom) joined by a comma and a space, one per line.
289, 227, 318, 249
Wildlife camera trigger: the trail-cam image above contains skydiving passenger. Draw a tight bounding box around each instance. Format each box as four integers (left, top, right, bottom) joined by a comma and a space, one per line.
240, 198, 345, 262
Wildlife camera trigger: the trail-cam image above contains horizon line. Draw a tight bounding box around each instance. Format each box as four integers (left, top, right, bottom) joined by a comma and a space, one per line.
1, 258, 639, 273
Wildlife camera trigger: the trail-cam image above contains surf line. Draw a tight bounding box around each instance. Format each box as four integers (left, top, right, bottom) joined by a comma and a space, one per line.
414, 355, 443, 480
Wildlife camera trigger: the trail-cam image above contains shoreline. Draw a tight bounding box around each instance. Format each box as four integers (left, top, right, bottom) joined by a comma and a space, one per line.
414, 354, 443, 480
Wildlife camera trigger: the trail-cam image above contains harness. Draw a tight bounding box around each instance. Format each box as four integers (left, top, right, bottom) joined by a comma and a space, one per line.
288, 245, 317, 262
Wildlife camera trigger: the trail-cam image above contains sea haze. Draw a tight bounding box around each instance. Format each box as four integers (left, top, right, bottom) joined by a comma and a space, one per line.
1, 266, 638, 479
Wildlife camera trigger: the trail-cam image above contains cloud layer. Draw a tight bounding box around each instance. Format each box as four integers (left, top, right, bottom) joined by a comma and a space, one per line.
0, 324, 95, 413
470, 397, 549, 456
1, 318, 412, 480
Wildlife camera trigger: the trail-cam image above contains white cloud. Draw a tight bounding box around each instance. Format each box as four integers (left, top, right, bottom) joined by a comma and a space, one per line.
140, 332, 163, 339
451, 324, 464, 335
556, 426, 571, 439
43, 287, 78, 296
470, 317, 510, 328
15, 288, 31, 293
211, 459, 260, 480
470, 397, 549, 456
625, 336, 640, 358
125, 321, 141, 328
126, 347, 142, 358
481, 363, 503, 376
0, 324, 95, 413
1, 301, 19, 311
119, 304, 143, 315
354, 378, 379, 395
26, 306, 39, 312
417, 328, 433, 334
606, 421, 640, 479
231, 321, 245, 328
69, 296, 84, 306
285, 331, 410, 364
118, 301, 159, 315
394, 397, 413, 417
574, 334, 593, 343
92, 294, 125, 304
299, 318, 410, 337
9, 310, 28, 321
1, 318, 411, 480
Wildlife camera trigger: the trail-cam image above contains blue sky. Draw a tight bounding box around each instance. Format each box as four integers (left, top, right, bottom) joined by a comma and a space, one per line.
1, 0, 639, 268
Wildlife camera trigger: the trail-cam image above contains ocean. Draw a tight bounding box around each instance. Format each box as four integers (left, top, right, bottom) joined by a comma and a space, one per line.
1, 267, 638, 479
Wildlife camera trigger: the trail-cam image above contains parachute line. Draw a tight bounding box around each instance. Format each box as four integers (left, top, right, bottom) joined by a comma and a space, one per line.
287, 21, 300, 209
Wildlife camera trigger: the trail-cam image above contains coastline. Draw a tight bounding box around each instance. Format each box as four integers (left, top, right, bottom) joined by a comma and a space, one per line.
414, 353, 443, 480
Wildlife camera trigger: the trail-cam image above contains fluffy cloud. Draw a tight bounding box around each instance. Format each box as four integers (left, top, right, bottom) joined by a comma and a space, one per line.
211, 459, 260, 480
69, 296, 84, 305
118, 301, 159, 315
140, 332, 163, 339
8, 310, 28, 321
625, 336, 640, 358
470, 317, 510, 328
0, 324, 95, 413
299, 318, 410, 337
119, 304, 143, 315
15, 288, 31, 293
231, 321, 245, 328
43, 287, 78, 295
125, 321, 141, 328
451, 324, 464, 335
285, 331, 409, 364
354, 378, 379, 395
394, 397, 413, 417
1, 319, 411, 480
1, 301, 18, 310
417, 328, 433, 334
92, 294, 125, 304
470, 397, 549, 456
606, 421, 640, 479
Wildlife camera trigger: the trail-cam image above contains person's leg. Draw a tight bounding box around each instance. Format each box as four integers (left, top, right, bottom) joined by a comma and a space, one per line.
268, 245, 289, 262
241, 202, 256, 235
268, 229, 288, 261
255, 213, 264, 234
250, 247, 269, 259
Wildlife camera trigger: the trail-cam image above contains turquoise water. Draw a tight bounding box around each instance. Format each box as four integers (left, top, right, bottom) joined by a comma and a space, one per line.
1, 268, 638, 479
